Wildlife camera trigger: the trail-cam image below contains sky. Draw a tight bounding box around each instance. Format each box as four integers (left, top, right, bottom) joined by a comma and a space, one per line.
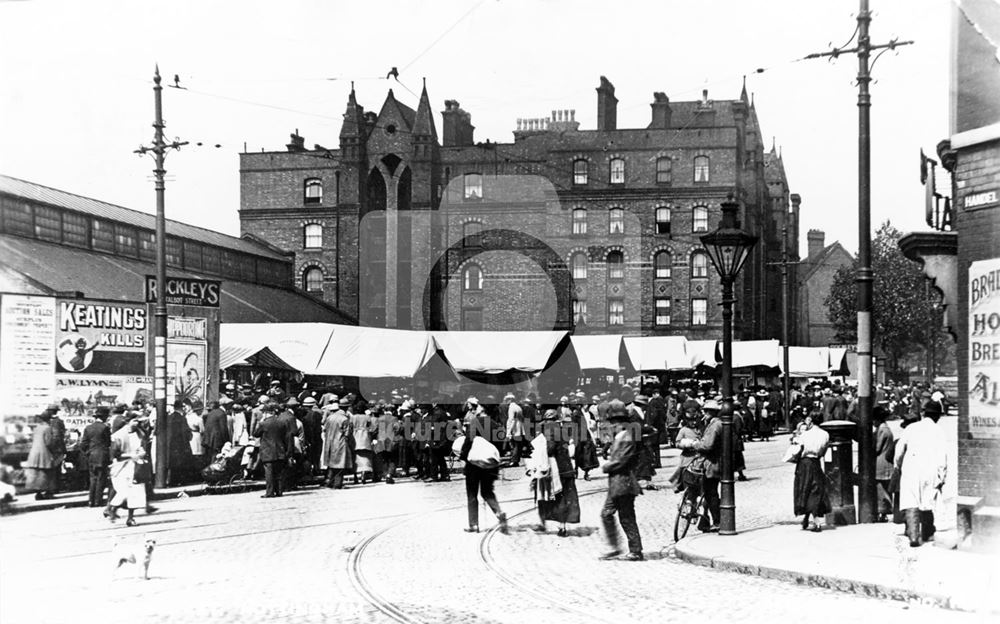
0, 0, 951, 258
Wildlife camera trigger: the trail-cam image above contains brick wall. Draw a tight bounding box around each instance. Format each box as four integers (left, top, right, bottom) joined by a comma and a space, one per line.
955, 139, 1000, 504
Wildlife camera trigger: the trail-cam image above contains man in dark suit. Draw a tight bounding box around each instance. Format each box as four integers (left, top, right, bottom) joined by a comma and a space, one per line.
201, 400, 230, 458
78, 406, 112, 507
277, 398, 301, 491
253, 403, 292, 498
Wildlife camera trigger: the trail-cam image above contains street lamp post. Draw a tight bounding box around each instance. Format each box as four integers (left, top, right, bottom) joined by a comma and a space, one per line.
700, 194, 758, 535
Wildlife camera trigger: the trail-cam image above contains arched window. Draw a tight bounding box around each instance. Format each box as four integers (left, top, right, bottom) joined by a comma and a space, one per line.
608, 208, 624, 234
304, 267, 323, 292
609, 158, 625, 184
656, 157, 672, 184
655, 207, 671, 234
304, 178, 323, 204
692, 205, 709, 232
571, 253, 588, 280
463, 265, 483, 291
464, 173, 483, 200
572, 208, 587, 235
463, 221, 482, 247
654, 251, 671, 278
692, 251, 709, 278
303, 223, 322, 248
694, 155, 710, 183
573, 159, 589, 185
607, 251, 624, 280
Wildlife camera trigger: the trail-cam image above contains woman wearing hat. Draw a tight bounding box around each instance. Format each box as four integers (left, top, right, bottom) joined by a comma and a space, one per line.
790, 410, 831, 532
531, 409, 581, 536
24, 409, 62, 500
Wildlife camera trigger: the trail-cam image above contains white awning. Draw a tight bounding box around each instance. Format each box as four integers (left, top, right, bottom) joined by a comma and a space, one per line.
622, 336, 693, 371
219, 345, 297, 371
730, 339, 782, 369
829, 348, 850, 375
687, 340, 719, 369
221, 323, 335, 374
312, 325, 440, 378
570, 335, 628, 371
786, 346, 832, 377
431, 330, 569, 374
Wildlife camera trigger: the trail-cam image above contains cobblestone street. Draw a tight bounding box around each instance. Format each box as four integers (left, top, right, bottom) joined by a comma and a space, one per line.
1, 441, 987, 624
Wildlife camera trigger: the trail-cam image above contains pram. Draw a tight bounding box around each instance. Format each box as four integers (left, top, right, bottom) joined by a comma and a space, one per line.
202, 443, 249, 493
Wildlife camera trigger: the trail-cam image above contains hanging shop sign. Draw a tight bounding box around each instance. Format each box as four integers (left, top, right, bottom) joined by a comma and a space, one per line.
145, 276, 221, 307
55, 299, 147, 375
969, 257, 1000, 439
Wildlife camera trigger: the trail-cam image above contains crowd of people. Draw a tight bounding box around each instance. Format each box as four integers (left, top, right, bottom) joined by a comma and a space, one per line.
7, 375, 952, 557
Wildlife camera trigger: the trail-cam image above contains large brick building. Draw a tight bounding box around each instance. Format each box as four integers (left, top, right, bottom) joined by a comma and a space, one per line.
797, 229, 854, 347
240, 76, 797, 339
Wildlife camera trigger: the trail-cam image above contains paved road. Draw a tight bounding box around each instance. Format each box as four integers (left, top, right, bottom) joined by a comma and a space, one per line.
0, 440, 985, 624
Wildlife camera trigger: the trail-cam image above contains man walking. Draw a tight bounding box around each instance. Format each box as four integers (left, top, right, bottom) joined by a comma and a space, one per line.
78, 406, 112, 507
895, 401, 947, 547
599, 400, 643, 561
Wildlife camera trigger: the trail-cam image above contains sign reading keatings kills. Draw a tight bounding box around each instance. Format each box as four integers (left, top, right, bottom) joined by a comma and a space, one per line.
55, 299, 147, 375
969, 257, 1000, 439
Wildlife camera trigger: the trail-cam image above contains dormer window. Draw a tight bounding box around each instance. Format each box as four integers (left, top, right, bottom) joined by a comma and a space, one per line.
304, 178, 323, 204
464, 173, 483, 200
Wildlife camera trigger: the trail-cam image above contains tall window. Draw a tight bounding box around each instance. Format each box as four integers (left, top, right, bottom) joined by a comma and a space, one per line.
654, 251, 671, 278
609, 158, 625, 184
694, 155, 710, 183
692, 252, 709, 278
692, 298, 708, 325
573, 159, 588, 185
463, 221, 483, 247
304, 267, 323, 292
655, 207, 671, 234
571, 253, 588, 280
572, 208, 587, 235
607, 251, 624, 280
304, 223, 323, 248
609, 208, 624, 234
656, 157, 672, 184
463, 265, 483, 291
464, 173, 483, 200
655, 298, 671, 325
608, 300, 624, 326
692, 205, 708, 232
572, 300, 588, 325
304, 178, 323, 204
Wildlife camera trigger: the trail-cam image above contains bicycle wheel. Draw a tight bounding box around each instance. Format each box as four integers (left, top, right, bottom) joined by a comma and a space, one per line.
674, 489, 700, 541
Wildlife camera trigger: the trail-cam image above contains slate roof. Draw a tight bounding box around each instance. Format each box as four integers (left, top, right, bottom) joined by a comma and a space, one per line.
0, 174, 287, 261
0, 234, 354, 324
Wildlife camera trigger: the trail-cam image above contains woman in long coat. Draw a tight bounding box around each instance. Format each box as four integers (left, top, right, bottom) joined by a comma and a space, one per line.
24, 412, 61, 499
321, 403, 354, 489
571, 404, 600, 481
894, 403, 947, 546
535, 411, 581, 535
351, 405, 375, 484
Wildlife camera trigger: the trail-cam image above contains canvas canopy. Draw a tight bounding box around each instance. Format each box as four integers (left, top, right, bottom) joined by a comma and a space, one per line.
687, 340, 719, 368
622, 336, 693, 371
785, 346, 832, 377
221, 323, 334, 374
729, 340, 782, 369
570, 335, 629, 371
312, 325, 440, 378
430, 330, 569, 374
219, 345, 297, 371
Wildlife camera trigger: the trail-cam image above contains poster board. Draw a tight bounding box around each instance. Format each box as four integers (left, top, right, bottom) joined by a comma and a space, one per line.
969, 257, 1000, 439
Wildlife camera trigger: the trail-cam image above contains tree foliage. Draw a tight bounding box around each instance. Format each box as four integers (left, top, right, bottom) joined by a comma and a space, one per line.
824, 222, 949, 374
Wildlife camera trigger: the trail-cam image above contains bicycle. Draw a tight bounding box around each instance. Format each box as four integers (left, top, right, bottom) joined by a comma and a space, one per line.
673, 466, 707, 542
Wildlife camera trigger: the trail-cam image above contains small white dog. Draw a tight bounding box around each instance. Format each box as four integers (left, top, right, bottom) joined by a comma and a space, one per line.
112, 535, 156, 580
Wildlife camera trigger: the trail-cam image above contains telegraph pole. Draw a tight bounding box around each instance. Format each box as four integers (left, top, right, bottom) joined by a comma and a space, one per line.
135, 66, 188, 489
805, 1, 912, 523
780, 223, 791, 431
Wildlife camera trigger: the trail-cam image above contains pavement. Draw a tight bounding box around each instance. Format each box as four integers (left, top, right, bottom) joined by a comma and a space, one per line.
1, 436, 997, 623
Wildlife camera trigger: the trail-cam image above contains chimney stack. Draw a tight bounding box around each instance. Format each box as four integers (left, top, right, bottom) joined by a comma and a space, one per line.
286, 129, 305, 152
441, 99, 475, 147
650, 92, 671, 129
596, 76, 617, 131
807, 229, 825, 259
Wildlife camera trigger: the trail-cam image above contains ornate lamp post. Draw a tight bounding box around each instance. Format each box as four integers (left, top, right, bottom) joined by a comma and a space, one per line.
700, 194, 758, 535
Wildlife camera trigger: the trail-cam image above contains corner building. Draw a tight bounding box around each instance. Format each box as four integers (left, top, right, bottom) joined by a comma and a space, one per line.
240, 76, 797, 339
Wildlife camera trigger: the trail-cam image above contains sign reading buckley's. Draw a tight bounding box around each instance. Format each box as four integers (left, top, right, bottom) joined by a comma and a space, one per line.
145, 276, 221, 307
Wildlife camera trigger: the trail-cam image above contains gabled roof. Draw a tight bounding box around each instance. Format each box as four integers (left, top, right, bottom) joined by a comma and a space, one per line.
800, 241, 855, 283
379, 89, 415, 130
0, 174, 288, 261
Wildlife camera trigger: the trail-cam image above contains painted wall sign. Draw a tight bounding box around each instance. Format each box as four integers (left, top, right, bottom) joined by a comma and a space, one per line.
0, 295, 56, 422
969, 257, 1000, 439
55, 299, 147, 375
145, 275, 221, 307
168, 317, 208, 341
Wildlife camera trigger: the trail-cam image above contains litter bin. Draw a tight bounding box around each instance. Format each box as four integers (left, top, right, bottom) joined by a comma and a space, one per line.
820, 419, 857, 526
